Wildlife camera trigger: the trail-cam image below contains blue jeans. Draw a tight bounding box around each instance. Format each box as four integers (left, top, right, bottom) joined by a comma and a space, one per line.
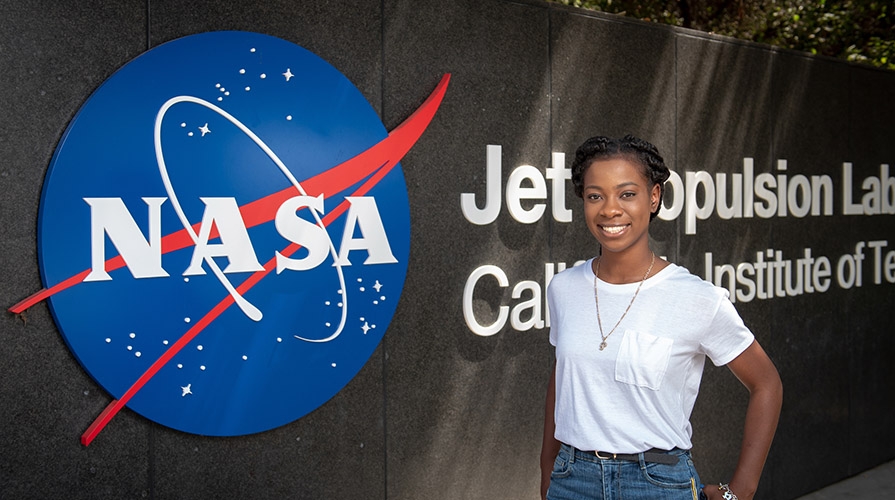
547, 443, 706, 500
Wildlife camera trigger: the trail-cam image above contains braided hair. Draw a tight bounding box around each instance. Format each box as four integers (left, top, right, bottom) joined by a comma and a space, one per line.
570, 135, 670, 221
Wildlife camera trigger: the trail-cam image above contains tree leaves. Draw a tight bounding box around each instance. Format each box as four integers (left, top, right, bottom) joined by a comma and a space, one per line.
551, 0, 894, 70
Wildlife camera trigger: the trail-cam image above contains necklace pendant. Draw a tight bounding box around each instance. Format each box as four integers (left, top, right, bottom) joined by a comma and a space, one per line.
599, 341, 607, 351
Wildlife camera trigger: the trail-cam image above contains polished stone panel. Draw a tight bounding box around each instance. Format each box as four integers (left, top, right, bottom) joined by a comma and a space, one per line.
382, 1, 551, 498
0, 2, 151, 500
761, 50, 853, 496
844, 64, 895, 475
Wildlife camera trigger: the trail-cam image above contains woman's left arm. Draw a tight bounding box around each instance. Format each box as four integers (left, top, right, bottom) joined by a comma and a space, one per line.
704, 340, 783, 500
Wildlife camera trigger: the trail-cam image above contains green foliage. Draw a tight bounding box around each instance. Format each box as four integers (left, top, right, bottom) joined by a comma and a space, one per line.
551, 0, 895, 70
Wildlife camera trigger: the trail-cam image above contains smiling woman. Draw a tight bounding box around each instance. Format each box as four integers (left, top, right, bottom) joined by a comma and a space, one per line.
539, 135, 783, 500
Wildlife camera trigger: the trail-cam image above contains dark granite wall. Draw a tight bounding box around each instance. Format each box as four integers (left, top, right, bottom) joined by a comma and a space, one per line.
2, 1, 893, 499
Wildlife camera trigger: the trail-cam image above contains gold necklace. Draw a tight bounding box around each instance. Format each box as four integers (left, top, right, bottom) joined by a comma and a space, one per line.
593, 252, 655, 351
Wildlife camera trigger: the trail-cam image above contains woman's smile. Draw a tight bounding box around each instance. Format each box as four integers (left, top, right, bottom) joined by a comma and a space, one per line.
598, 223, 630, 236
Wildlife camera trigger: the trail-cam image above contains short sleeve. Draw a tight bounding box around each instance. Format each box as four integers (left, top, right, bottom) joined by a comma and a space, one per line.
700, 290, 755, 366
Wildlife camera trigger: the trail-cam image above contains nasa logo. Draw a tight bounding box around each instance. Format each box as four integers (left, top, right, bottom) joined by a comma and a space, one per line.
27, 31, 448, 444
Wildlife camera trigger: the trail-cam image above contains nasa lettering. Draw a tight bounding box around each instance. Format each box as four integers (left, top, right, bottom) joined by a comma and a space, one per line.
30, 31, 448, 443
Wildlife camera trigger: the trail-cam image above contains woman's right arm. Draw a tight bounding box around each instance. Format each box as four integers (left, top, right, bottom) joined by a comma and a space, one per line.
540, 364, 560, 500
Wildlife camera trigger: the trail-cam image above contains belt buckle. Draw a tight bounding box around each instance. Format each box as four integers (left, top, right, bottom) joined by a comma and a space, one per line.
594, 451, 615, 460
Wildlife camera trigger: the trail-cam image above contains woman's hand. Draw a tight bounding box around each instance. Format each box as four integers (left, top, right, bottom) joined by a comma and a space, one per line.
702, 484, 722, 500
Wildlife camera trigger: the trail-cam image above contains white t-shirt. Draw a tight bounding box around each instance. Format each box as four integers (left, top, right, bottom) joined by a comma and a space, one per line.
547, 259, 754, 454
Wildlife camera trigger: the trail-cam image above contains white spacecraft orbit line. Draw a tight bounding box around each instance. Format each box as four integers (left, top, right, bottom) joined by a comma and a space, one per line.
153, 95, 349, 342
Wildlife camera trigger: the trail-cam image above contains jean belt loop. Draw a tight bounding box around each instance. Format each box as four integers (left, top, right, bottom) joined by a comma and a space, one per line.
567, 444, 576, 464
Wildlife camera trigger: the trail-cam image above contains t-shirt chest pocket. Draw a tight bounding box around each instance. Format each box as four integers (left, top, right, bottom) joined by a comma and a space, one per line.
615, 329, 673, 391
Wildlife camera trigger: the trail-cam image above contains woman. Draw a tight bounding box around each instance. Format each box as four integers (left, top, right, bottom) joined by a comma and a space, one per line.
540, 135, 782, 500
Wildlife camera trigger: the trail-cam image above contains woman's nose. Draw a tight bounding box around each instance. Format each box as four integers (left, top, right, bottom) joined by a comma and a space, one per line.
600, 198, 622, 217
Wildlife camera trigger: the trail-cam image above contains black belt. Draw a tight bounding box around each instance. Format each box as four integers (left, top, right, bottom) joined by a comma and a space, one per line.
586, 448, 680, 465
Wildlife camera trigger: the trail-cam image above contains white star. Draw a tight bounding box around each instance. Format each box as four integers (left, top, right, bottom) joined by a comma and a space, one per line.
373, 280, 383, 292
283, 68, 294, 81
361, 322, 371, 335
199, 123, 211, 136
181, 383, 192, 397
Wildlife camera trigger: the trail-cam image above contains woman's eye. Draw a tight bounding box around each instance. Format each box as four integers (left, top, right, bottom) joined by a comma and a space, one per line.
587, 194, 602, 200
621, 192, 636, 198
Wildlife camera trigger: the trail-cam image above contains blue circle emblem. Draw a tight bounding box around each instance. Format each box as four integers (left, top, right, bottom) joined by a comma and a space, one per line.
38, 31, 410, 436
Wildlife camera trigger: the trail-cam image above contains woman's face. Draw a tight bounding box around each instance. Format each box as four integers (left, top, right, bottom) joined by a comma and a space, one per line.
581, 156, 660, 256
